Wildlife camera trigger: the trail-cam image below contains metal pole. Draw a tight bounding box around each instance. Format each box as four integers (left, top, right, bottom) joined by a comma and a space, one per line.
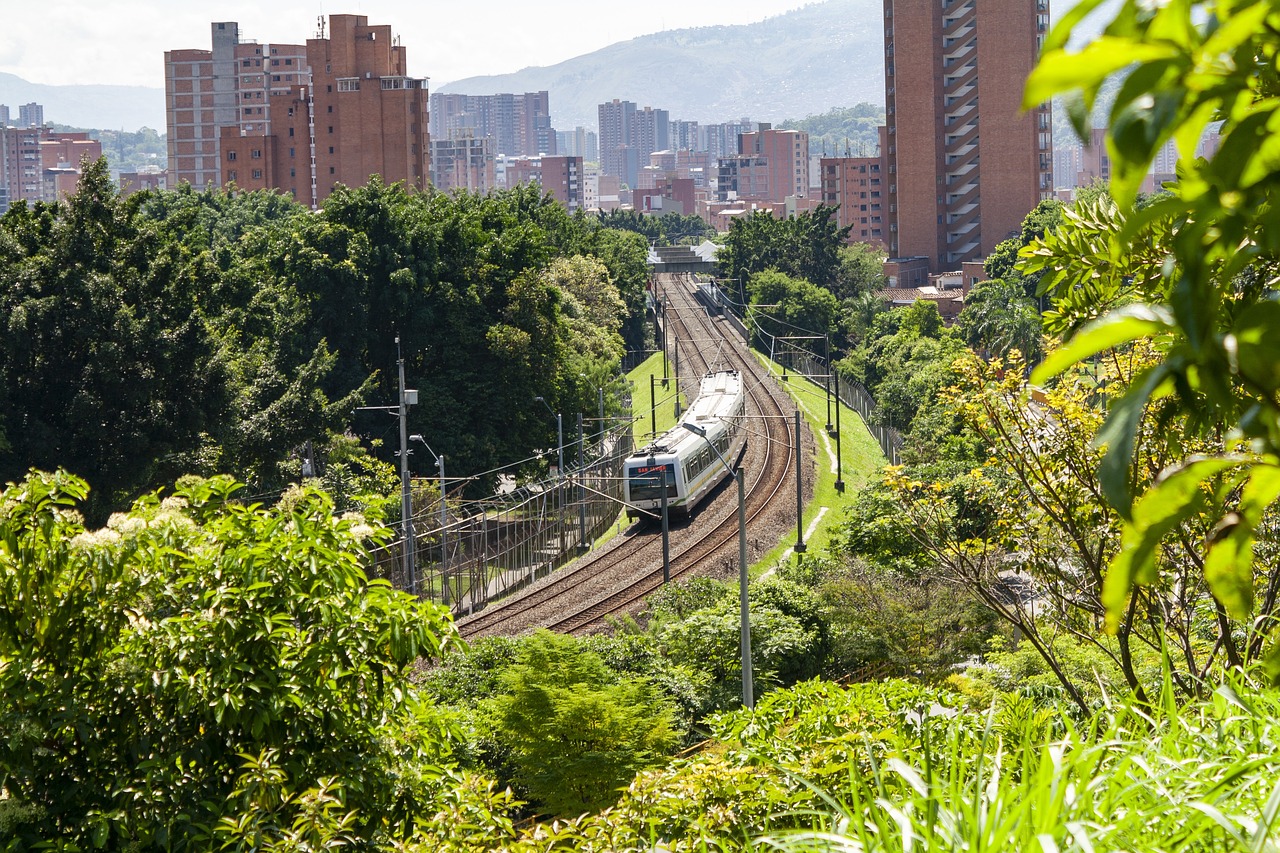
674, 335, 681, 419
439, 455, 449, 606
557, 412, 565, 553
397, 347, 415, 594
578, 413, 587, 552
824, 336, 833, 432
598, 385, 605, 435
650, 374, 657, 438
661, 290, 669, 388
737, 469, 753, 709
795, 409, 806, 554
835, 375, 845, 492
661, 479, 670, 583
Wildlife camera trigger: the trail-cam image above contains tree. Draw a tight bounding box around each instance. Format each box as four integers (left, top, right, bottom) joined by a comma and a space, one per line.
833, 241, 888, 299
718, 205, 852, 291
0, 471, 487, 848
956, 277, 1044, 362
1024, 0, 1280, 676
490, 631, 678, 816
747, 269, 842, 359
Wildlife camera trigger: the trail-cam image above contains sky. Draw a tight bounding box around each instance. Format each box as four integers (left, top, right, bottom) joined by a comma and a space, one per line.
1, 1, 815, 89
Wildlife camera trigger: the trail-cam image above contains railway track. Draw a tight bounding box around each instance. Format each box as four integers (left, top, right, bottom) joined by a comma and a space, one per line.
455, 272, 813, 638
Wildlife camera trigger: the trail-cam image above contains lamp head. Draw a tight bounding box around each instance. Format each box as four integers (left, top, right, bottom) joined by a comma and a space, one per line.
682, 422, 707, 438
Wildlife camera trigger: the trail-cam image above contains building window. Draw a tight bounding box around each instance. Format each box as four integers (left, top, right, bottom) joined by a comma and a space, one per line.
252, 169, 263, 179
329, 166, 335, 174
328, 126, 333, 134
327, 105, 333, 113
328, 146, 334, 154
227, 151, 237, 161
290, 168, 296, 177
288, 127, 294, 137
251, 149, 262, 159
289, 147, 295, 157
228, 170, 237, 181
285, 58, 293, 65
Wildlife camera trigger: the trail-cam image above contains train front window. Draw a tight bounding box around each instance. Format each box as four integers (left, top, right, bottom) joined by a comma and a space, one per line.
628, 462, 676, 501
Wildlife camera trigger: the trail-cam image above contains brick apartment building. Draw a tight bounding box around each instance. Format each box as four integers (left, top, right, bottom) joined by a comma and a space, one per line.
430, 91, 555, 157
0, 125, 102, 213
716, 125, 809, 204
501, 154, 584, 212
430, 132, 496, 194
166, 15, 429, 207
820, 126, 889, 247
884, 0, 1053, 270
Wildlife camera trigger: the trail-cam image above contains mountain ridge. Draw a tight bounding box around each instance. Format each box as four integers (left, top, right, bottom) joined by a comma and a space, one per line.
0, 72, 164, 132
438, 0, 885, 130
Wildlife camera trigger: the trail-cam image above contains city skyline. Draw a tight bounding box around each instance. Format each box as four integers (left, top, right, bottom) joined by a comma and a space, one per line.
0, 0, 812, 91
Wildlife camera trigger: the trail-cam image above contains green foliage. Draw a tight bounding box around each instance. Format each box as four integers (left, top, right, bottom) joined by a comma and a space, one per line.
595, 209, 714, 245
0, 171, 648, 518
956, 277, 1044, 362
834, 241, 888, 299
718, 205, 851, 291
777, 103, 886, 157
747, 269, 842, 358
0, 469, 518, 849
489, 631, 679, 817
1025, 0, 1280, 675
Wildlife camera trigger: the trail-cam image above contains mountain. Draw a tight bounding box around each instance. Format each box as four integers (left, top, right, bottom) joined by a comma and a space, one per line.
0, 72, 165, 132
437, 0, 885, 130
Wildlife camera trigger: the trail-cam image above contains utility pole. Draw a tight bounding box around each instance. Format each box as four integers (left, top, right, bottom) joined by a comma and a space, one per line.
578, 413, 588, 552
795, 410, 806, 554
396, 338, 417, 593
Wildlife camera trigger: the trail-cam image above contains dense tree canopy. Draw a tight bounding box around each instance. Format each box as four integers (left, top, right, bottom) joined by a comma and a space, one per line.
0, 169, 649, 517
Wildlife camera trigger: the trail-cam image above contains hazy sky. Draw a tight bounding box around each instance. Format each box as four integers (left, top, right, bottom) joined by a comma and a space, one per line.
1, 1, 814, 89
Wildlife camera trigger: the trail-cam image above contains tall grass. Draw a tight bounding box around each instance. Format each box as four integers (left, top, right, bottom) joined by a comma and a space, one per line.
755, 678, 1280, 852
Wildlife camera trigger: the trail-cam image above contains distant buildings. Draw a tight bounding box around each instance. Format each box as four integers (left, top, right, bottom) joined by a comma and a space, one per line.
119, 165, 169, 197
598, 99, 669, 187
499, 154, 584, 212
557, 127, 598, 163
430, 91, 555, 157
430, 132, 496, 194
165, 15, 429, 207
716, 126, 810, 204
0, 120, 103, 213
883, 0, 1053, 270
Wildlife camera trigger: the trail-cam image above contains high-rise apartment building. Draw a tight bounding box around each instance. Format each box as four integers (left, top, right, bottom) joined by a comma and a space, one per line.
598, 99, 668, 187
884, 0, 1052, 269
821, 127, 889, 246
165, 23, 309, 189
430, 91, 555, 157
166, 15, 428, 206
556, 127, 598, 163
499, 154, 583, 212
0, 105, 9, 127
18, 103, 43, 128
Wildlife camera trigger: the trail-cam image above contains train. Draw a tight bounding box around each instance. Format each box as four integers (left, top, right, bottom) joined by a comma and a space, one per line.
623, 369, 745, 520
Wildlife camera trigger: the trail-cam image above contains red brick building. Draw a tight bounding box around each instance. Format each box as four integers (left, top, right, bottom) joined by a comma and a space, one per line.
168, 15, 429, 208
0, 127, 102, 212
820, 126, 889, 247
716, 126, 809, 204
884, 0, 1052, 270
501, 155, 584, 212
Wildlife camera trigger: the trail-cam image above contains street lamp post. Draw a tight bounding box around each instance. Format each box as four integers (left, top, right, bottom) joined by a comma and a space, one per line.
682, 422, 753, 709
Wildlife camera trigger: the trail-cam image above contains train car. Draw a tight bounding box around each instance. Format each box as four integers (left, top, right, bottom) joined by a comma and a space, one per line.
624, 370, 745, 520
